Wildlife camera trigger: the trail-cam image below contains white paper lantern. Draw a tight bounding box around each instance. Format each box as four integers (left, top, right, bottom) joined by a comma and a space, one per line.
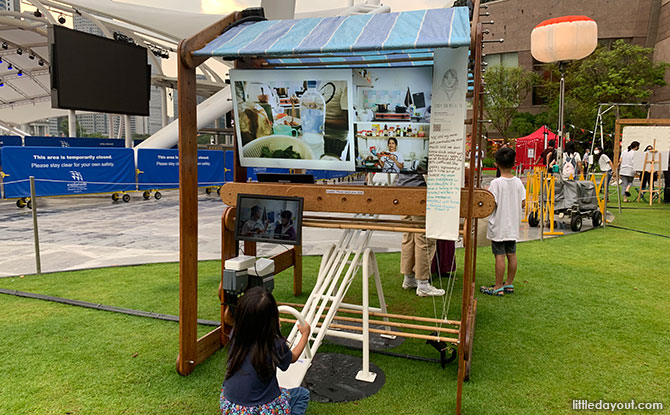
531, 16, 598, 63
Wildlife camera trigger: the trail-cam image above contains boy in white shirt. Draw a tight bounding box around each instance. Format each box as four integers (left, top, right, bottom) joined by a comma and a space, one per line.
481, 147, 526, 297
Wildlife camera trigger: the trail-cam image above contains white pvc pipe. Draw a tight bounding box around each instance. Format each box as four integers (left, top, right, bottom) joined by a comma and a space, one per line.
278, 306, 312, 359
360, 248, 372, 377
160, 87, 168, 128
124, 114, 132, 148
68, 110, 76, 137
313, 327, 363, 341
135, 86, 231, 152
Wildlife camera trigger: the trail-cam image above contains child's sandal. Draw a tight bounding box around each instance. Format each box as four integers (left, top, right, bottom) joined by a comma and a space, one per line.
480, 285, 504, 297
503, 284, 514, 294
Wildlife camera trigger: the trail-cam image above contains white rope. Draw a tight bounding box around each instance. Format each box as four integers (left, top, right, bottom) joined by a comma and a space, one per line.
4, 178, 225, 186
0, 178, 30, 185
423, 232, 453, 334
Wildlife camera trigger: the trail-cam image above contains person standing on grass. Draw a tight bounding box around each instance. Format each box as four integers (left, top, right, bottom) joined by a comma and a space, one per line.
583, 148, 591, 174
561, 140, 582, 180
594, 145, 613, 201
481, 147, 526, 297
619, 141, 639, 202
397, 164, 445, 297
220, 287, 311, 415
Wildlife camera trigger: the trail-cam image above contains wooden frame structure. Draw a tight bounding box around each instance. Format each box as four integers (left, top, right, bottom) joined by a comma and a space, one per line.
175, 3, 492, 414
613, 119, 670, 170
613, 118, 670, 210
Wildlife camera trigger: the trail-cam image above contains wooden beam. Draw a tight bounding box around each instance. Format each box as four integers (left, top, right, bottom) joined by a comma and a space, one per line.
277, 301, 461, 326
220, 206, 237, 346
219, 183, 495, 218
196, 327, 223, 365
179, 11, 241, 69
458, 16, 484, 415
301, 219, 427, 233
270, 248, 297, 274
177, 39, 199, 376
280, 318, 459, 344
328, 315, 460, 335
292, 245, 302, 296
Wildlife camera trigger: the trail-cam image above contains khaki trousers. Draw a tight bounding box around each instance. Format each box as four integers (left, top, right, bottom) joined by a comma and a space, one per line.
400, 215, 436, 281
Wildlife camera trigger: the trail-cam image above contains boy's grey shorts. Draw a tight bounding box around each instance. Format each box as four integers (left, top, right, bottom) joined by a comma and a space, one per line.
491, 240, 516, 255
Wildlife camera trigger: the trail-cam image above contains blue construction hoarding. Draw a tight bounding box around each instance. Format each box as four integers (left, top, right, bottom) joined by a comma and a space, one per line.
0, 135, 22, 147
0, 138, 22, 169
136, 149, 226, 190
24, 136, 125, 148
1, 146, 135, 198
1, 146, 356, 200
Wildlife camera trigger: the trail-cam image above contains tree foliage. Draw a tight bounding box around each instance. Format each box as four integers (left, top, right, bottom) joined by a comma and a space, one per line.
483, 65, 539, 141
540, 40, 668, 149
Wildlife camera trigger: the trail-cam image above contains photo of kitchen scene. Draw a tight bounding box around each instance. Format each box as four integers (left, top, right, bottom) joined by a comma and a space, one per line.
354, 122, 430, 173
236, 195, 303, 245
352, 67, 432, 173
230, 69, 355, 171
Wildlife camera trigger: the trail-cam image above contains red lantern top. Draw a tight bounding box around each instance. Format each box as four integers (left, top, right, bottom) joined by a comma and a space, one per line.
535, 15, 595, 29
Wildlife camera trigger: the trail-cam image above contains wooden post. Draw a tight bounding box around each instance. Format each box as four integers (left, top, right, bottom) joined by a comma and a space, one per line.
176, 39, 199, 376
221, 207, 237, 345
175, 9, 243, 376
457, 5, 483, 411
29, 176, 41, 275
293, 245, 303, 296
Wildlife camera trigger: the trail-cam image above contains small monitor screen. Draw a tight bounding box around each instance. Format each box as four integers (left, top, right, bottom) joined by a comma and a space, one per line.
235, 194, 304, 245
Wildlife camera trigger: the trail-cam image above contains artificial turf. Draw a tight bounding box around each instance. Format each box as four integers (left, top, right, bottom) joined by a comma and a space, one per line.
1, 205, 668, 414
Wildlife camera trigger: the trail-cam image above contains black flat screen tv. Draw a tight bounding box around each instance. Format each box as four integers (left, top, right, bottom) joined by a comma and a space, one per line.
256, 173, 315, 184
49, 25, 150, 116
235, 194, 304, 245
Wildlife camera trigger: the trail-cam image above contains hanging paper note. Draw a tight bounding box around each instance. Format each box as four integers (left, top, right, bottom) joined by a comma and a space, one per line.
426, 47, 469, 240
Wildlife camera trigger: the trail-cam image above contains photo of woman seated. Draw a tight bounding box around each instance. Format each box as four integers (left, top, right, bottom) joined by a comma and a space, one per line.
274, 210, 297, 241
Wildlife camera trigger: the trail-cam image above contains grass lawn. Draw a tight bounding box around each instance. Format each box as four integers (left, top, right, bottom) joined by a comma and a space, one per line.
1, 206, 669, 414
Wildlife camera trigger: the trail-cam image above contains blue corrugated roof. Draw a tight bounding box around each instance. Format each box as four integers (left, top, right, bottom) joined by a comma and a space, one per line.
194, 7, 470, 66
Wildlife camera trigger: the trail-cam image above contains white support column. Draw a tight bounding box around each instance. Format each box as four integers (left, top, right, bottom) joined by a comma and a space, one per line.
124, 114, 132, 148
160, 87, 169, 128
68, 110, 76, 137
356, 248, 377, 383
108, 114, 114, 139
116, 115, 123, 139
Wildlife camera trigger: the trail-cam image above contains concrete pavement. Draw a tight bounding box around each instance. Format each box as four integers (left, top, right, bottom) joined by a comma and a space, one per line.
0, 186, 597, 278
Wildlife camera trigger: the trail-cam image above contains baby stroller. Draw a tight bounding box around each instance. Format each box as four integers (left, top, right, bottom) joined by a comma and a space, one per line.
552, 180, 602, 231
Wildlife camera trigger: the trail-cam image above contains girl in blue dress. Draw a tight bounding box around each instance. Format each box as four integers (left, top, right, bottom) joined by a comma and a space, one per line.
220, 286, 311, 415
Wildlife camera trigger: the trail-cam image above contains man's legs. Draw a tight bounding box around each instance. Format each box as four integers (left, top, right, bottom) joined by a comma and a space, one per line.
400, 221, 417, 289
414, 231, 443, 296
412, 231, 436, 282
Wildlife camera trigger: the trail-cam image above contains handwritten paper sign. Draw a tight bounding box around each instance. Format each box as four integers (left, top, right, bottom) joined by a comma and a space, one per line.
426, 47, 469, 240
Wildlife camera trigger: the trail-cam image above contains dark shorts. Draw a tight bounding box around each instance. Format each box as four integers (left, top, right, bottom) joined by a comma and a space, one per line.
491, 240, 516, 255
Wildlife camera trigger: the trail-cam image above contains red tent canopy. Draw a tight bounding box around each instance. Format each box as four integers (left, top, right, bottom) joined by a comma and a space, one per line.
514, 126, 557, 170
